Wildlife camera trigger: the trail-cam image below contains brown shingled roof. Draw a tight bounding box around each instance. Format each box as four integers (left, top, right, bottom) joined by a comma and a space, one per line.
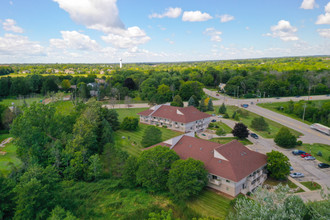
138, 105, 211, 123
170, 136, 267, 182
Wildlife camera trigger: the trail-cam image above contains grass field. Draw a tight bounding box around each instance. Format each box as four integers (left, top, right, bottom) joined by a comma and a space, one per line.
296, 143, 330, 163
187, 189, 231, 219
114, 108, 181, 156
301, 181, 322, 191
0, 96, 44, 106
53, 101, 74, 115
0, 134, 21, 176
210, 137, 252, 145
208, 121, 232, 133
257, 100, 330, 126
208, 105, 302, 139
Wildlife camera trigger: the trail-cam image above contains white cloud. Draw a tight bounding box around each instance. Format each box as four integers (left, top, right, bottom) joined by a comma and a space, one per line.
2, 19, 24, 33
219, 14, 234, 23
265, 20, 299, 41
9, 1, 13, 5
0, 33, 44, 55
316, 2, 330, 24
149, 7, 182, 19
182, 11, 213, 22
165, 38, 174, 44
50, 31, 100, 51
101, 26, 151, 48
300, 0, 316, 9
204, 28, 222, 42
317, 29, 330, 38
53, 0, 124, 32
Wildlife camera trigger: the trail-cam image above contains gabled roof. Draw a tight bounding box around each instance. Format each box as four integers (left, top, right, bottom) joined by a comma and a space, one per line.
152, 135, 267, 182
138, 105, 211, 123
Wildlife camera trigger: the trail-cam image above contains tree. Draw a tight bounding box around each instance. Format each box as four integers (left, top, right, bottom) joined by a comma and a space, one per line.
48, 206, 77, 220
170, 95, 183, 107
87, 154, 102, 181
41, 77, 58, 95
218, 103, 227, 114
188, 96, 195, 107
136, 146, 180, 192
232, 123, 249, 139
157, 84, 172, 102
251, 117, 269, 131
121, 156, 139, 188
14, 165, 61, 220
78, 82, 90, 100
274, 127, 297, 148
0, 174, 15, 219
207, 98, 214, 111
123, 78, 136, 90
1, 107, 15, 130
167, 158, 208, 201
199, 98, 207, 112
141, 126, 162, 147
228, 185, 307, 220
179, 81, 204, 100
121, 117, 139, 131
61, 79, 71, 91
266, 150, 291, 180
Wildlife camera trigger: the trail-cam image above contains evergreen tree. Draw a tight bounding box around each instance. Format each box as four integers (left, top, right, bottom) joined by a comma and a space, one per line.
188, 96, 195, 107
199, 98, 206, 112
218, 103, 227, 114
207, 98, 214, 111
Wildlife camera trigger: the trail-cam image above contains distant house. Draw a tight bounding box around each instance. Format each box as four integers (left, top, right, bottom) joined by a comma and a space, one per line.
150, 133, 267, 197
21, 70, 31, 74
138, 104, 212, 132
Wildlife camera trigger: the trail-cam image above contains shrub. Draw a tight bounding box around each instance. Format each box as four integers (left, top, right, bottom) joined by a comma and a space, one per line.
223, 113, 229, 118
251, 117, 269, 131
162, 125, 167, 128
216, 128, 226, 136
317, 151, 323, 157
121, 117, 139, 131
274, 127, 297, 148
297, 140, 303, 146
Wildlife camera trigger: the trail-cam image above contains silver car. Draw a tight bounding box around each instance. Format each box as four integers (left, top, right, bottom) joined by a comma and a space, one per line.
290, 172, 304, 178
304, 156, 315, 160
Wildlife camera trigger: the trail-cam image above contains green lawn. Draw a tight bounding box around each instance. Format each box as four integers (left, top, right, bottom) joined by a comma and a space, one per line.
208, 121, 232, 133
296, 143, 330, 163
0, 96, 44, 107
115, 124, 181, 157
301, 181, 322, 191
114, 108, 181, 156
208, 105, 302, 139
257, 100, 330, 126
0, 134, 21, 176
187, 189, 231, 220
210, 137, 252, 145
53, 101, 74, 115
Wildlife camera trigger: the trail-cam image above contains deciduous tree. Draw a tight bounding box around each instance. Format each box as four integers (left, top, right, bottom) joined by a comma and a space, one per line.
141, 126, 162, 147
232, 123, 249, 139
274, 127, 297, 148
266, 150, 291, 180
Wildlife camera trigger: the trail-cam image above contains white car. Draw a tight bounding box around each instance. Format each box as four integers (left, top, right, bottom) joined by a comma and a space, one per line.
290, 172, 304, 178
304, 156, 315, 160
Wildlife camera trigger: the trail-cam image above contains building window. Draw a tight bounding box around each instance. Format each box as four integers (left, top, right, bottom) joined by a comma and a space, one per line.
226, 187, 229, 191
226, 180, 230, 183
242, 183, 246, 189
212, 175, 218, 180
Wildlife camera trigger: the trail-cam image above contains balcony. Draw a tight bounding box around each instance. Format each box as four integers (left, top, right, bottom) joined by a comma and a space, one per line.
209, 179, 221, 186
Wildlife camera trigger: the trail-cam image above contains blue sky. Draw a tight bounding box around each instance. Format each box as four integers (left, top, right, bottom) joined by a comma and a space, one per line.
0, 0, 329, 63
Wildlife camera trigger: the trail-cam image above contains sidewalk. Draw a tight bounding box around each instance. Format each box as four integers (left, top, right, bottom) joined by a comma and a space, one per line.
288, 176, 311, 192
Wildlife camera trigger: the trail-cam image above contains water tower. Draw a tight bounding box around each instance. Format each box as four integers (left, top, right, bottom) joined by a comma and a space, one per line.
119, 58, 122, 68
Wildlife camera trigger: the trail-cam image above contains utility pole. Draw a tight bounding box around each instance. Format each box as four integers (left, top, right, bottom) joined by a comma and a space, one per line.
302, 103, 307, 121
308, 86, 311, 101
237, 86, 239, 106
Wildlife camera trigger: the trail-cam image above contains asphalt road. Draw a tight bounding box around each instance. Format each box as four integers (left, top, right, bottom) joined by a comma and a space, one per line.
204, 89, 330, 145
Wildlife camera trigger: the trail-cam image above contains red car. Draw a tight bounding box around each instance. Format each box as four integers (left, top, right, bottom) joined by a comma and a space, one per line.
301, 153, 312, 158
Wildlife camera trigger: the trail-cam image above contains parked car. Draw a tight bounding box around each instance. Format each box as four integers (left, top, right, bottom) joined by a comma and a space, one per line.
201, 133, 206, 136
318, 163, 330, 168
211, 119, 217, 122
290, 166, 293, 171
216, 93, 219, 96
292, 150, 306, 155
217, 115, 223, 118
301, 153, 312, 158
250, 133, 259, 139
212, 114, 216, 116
241, 104, 249, 108
304, 156, 315, 160
290, 172, 304, 178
